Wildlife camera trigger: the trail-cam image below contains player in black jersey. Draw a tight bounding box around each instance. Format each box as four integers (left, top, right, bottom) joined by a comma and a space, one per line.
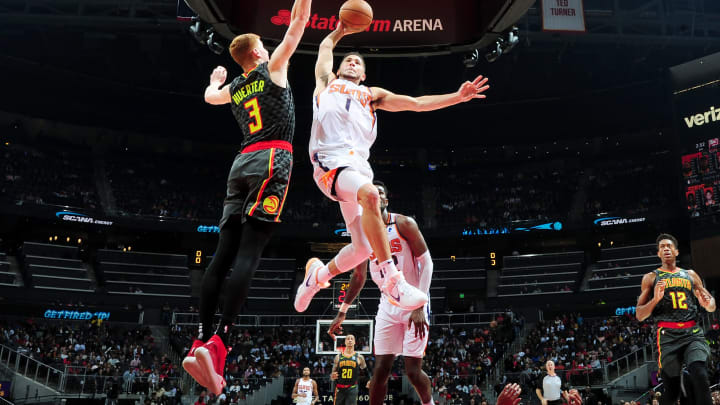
636, 233, 716, 405
330, 335, 369, 405
181, 0, 312, 395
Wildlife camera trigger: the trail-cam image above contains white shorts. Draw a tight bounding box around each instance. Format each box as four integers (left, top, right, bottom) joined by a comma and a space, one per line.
312, 151, 374, 224
373, 302, 430, 358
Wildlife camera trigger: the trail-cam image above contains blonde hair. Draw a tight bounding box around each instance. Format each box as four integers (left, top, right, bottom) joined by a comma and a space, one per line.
229, 33, 261, 67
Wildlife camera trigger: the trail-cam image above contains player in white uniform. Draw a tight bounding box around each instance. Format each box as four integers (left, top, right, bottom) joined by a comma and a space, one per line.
292, 367, 319, 405
327, 181, 435, 405
295, 21, 489, 313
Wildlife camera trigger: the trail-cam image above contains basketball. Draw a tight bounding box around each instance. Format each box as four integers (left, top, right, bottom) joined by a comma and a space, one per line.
339, 0, 373, 32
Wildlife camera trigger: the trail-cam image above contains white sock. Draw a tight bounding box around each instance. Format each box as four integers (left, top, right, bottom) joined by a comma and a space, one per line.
378, 259, 400, 282
316, 264, 333, 285
422, 398, 434, 405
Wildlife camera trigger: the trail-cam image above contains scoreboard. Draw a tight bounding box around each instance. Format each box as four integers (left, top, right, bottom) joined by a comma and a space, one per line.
671, 54, 720, 218
333, 281, 358, 310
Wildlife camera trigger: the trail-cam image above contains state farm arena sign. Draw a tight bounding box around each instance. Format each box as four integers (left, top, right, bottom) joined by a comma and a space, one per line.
220, 0, 483, 48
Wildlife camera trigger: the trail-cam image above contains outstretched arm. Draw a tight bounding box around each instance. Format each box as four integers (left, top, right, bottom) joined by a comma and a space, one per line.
370, 75, 489, 112
327, 261, 368, 339
690, 270, 716, 312
315, 21, 355, 95
267, 0, 312, 87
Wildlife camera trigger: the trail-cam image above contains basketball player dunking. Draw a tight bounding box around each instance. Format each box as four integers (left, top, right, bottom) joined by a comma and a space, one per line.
293, 367, 319, 405
327, 181, 435, 405
330, 334, 369, 405
636, 233, 716, 405
181, 0, 312, 395
294, 21, 490, 314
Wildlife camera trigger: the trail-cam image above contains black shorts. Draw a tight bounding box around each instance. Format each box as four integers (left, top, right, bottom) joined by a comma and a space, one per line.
220, 143, 292, 229
656, 325, 710, 377
334, 385, 358, 405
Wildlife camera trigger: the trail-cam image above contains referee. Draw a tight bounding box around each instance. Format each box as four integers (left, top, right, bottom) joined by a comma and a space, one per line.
535, 360, 564, 405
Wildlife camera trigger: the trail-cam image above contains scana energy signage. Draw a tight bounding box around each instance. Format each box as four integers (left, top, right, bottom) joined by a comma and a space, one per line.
55, 211, 113, 226
593, 216, 646, 227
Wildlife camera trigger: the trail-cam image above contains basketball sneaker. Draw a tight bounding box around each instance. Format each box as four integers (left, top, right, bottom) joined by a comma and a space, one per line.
194, 335, 227, 395
294, 258, 330, 312
182, 340, 212, 388
381, 272, 428, 311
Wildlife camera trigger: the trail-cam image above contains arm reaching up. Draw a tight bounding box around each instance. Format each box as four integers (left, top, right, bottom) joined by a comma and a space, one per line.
267, 0, 312, 87
314, 21, 357, 95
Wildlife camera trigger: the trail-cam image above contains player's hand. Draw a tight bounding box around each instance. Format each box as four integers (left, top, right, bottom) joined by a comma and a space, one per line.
457, 75, 489, 102
564, 389, 583, 405
540, 399, 548, 405
697, 288, 714, 309
366, 380, 371, 389
408, 308, 428, 340
653, 280, 666, 303
334, 20, 359, 36
210, 66, 227, 85
328, 312, 346, 340
330, 371, 338, 381
496, 383, 521, 405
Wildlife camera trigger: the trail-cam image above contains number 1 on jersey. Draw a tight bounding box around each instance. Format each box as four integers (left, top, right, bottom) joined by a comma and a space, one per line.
244, 97, 264, 134
669, 291, 688, 309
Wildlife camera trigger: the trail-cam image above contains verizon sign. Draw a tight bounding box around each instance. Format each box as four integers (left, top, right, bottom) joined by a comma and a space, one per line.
684, 106, 720, 128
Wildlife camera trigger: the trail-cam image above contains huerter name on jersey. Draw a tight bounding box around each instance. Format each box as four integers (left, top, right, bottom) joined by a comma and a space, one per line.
232, 80, 265, 104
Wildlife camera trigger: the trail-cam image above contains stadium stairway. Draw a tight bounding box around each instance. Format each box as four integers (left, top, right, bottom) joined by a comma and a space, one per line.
1, 254, 23, 287
487, 267, 499, 297
94, 153, 118, 215
567, 169, 592, 222
578, 262, 598, 291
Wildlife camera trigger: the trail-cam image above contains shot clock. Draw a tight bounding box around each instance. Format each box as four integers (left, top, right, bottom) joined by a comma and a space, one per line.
333, 280, 359, 310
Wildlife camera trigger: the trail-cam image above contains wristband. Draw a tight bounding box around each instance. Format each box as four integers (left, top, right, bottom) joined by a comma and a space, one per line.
339, 303, 350, 313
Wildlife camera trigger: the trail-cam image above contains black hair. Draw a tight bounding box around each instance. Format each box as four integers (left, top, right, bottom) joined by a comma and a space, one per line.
373, 180, 387, 195
656, 233, 679, 250
340, 51, 365, 67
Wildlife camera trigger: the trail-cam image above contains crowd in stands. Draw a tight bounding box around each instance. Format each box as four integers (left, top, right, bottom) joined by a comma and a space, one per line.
1, 134, 677, 235
503, 313, 654, 397
433, 164, 580, 232
1, 143, 99, 210
107, 152, 226, 220
585, 158, 669, 217
0, 317, 182, 400
168, 311, 519, 404
429, 312, 520, 405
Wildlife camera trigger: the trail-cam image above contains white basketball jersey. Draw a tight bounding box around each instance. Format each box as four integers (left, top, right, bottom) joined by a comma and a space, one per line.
309, 79, 377, 162
296, 378, 314, 404
369, 214, 422, 306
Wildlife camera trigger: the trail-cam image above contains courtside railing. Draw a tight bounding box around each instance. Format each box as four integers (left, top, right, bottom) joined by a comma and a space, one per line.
0, 344, 64, 392
172, 312, 505, 327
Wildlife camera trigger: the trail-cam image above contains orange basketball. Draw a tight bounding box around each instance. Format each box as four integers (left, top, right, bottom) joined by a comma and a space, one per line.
339, 0, 373, 32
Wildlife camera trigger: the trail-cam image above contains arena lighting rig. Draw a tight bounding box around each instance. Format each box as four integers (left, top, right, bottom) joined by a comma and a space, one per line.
179, 0, 533, 57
